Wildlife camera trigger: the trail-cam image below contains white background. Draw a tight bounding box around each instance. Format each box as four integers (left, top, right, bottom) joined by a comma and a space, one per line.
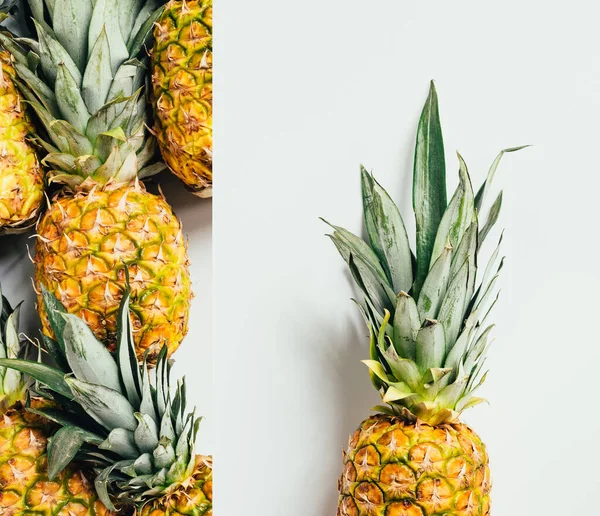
217, 1, 599, 515
0, 177, 215, 451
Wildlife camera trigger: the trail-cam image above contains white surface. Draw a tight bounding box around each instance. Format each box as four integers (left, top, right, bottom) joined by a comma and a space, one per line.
217, 1, 598, 514
0, 176, 214, 452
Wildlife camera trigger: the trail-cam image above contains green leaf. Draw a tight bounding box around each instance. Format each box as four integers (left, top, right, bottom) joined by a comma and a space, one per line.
0, 359, 73, 399
82, 26, 112, 115
116, 290, 142, 406
392, 292, 420, 360
99, 428, 139, 459
361, 168, 413, 293
41, 288, 68, 352
134, 413, 159, 454
415, 320, 446, 371
52, 0, 92, 73
55, 64, 91, 134
61, 314, 122, 394
127, 4, 164, 57
438, 259, 469, 349
323, 219, 388, 281
474, 145, 529, 213
33, 19, 82, 87
344, 250, 395, 315
66, 378, 137, 432
89, 0, 128, 74
413, 81, 447, 297
417, 245, 453, 320
479, 191, 502, 247
47, 426, 89, 479
430, 153, 475, 268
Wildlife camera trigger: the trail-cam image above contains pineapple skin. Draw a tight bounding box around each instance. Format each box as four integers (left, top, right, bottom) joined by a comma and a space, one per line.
34, 185, 191, 363
338, 414, 491, 516
0, 401, 112, 515
152, 0, 213, 197
139, 456, 212, 516
0, 51, 43, 232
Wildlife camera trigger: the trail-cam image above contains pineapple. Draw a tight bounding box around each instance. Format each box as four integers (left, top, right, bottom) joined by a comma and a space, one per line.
323, 82, 525, 516
0, 283, 112, 515
0, 287, 212, 515
0, 1, 192, 362
151, 0, 213, 197
0, 1, 43, 234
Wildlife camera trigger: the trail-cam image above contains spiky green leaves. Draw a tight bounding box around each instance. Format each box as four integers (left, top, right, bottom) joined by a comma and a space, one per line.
413, 81, 447, 297
0, 289, 200, 510
0, 0, 166, 187
323, 82, 527, 423
0, 285, 26, 406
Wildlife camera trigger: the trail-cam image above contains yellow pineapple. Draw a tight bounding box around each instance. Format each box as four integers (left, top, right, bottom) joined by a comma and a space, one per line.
0, 286, 112, 515
0, 1, 192, 361
152, 0, 213, 197
0, 2, 43, 234
0, 290, 213, 515
324, 82, 525, 515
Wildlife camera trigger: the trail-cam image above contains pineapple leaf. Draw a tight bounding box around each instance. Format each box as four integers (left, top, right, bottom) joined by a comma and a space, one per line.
346, 253, 395, 314
47, 425, 101, 480
33, 18, 82, 86
82, 26, 112, 114
415, 320, 445, 372
478, 191, 502, 247
99, 428, 139, 459
361, 168, 413, 293
474, 145, 529, 213
417, 245, 453, 320
438, 258, 469, 348
430, 153, 475, 268
55, 63, 90, 134
116, 290, 142, 406
61, 313, 123, 394
392, 292, 420, 360
134, 413, 160, 454
413, 81, 447, 297
41, 288, 68, 352
89, 0, 128, 74
0, 358, 73, 399
66, 377, 137, 432
52, 0, 92, 72
127, 3, 164, 57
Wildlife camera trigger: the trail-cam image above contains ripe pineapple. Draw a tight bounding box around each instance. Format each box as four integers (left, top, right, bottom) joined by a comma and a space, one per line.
324, 82, 525, 516
152, 0, 213, 197
0, 2, 43, 234
0, 1, 191, 362
0, 284, 112, 515
0, 288, 212, 515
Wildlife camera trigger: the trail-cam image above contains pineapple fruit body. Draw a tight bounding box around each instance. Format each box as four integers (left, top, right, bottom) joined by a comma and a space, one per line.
0, 51, 43, 233
0, 401, 112, 515
152, 0, 213, 197
338, 415, 490, 516
139, 456, 213, 516
34, 184, 191, 362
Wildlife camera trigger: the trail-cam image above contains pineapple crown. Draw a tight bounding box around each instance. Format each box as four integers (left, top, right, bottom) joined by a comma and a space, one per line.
0, 287, 201, 511
0, 285, 27, 410
0, 0, 167, 190
324, 82, 527, 425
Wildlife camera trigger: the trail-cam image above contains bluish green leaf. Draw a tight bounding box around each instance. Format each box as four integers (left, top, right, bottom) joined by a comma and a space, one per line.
413, 81, 446, 297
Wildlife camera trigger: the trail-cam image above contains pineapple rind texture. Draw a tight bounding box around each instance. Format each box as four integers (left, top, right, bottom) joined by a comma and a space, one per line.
0, 401, 114, 516
338, 415, 490, 516
0, 51, 43, 233
34, 186, 191, 362
152, 0, 213, 197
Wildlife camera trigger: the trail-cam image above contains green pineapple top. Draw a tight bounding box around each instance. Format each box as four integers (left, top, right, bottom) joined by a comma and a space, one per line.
0, 0, 167, 189
324, 82, 525, 425
0, 288, 201, 511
